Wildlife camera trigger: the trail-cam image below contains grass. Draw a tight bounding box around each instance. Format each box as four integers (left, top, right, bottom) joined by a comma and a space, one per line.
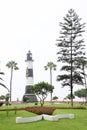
0, 103, 87, 130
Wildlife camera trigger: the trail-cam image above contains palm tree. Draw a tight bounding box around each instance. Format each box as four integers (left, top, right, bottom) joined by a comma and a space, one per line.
44, 62, 56, 103
6, 61, 19, 102
0, 71, 9, 91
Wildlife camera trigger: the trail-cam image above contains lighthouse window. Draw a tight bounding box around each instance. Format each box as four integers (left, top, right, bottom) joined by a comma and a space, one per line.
26, 69, 33, 77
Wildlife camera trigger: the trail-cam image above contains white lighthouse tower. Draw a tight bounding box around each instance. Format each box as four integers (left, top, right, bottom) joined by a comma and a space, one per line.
23, 50, 38, 102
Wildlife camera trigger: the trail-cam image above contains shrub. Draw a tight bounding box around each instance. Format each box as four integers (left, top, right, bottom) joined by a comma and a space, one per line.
0, 101, 4, 107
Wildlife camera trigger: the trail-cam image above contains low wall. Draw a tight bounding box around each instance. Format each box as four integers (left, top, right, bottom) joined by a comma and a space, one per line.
16, 115, 42, 123
16, 114, 74, 123
42, 114, 74, 121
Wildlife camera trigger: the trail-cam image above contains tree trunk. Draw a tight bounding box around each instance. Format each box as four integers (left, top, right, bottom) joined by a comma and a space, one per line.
70, 28, 73, 107
71, 87, 73, 107
50, 68, 52, 104
40, 100, 44, 107
10, 67, 13, 102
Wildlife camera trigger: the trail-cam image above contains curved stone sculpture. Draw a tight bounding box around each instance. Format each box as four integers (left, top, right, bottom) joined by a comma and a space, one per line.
16, 114, 74, 123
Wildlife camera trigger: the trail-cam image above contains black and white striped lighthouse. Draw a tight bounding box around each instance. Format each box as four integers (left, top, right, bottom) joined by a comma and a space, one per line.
23, 50, 38, 102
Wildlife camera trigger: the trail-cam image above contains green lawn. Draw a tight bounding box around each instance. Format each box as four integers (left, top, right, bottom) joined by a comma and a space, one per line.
0, 103, 87, 130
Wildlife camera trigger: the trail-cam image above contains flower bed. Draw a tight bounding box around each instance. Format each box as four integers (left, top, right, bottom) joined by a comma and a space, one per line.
24, 106, 56, 115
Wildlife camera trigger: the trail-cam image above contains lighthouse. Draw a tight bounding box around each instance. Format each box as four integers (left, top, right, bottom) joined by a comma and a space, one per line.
23, 50, 38, 102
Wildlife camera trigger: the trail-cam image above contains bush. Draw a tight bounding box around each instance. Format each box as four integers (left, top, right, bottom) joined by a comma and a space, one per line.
0, 101, 4, 107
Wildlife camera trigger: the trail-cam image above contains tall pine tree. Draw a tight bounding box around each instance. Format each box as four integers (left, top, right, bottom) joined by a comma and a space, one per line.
56, 9, 86, 107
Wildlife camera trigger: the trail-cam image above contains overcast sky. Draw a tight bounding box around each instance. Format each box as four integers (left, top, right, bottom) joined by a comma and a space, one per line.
0, 0, 87, 101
